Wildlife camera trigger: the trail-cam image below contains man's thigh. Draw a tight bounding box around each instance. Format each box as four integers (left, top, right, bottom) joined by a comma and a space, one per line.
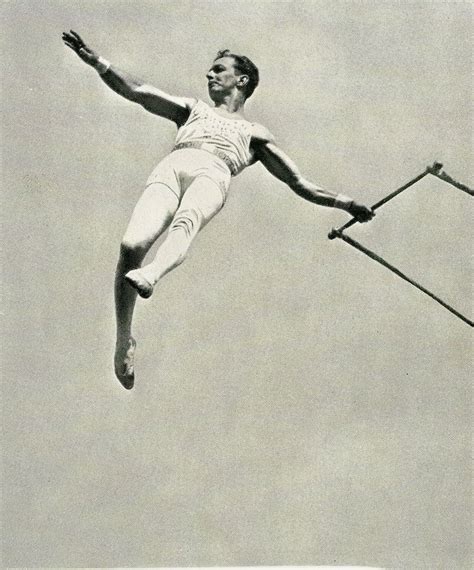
122, 183, 179, 247
171, 175, 226, 236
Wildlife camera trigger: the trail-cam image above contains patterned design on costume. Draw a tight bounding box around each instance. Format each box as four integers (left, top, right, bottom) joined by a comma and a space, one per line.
174, 100, 253, 176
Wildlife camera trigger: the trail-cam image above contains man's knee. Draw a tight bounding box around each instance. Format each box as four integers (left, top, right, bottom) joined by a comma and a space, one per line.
120, 238, 151, 260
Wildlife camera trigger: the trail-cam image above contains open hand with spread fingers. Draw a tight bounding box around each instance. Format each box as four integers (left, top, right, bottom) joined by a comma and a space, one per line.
62, 30, 99, 67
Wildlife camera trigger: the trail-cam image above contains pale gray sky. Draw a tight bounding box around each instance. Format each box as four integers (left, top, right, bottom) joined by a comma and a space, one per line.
3, 1, 472, 567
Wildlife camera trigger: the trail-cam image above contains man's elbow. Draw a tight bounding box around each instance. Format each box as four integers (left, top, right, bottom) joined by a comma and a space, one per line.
131, 84, 151, 105
288, 176, 321, 202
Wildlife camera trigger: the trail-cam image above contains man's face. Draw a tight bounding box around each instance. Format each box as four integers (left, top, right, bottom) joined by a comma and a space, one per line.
206, 57, 241, 98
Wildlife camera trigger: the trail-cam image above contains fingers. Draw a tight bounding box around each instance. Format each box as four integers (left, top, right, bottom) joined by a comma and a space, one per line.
62, 32, 78, 49
358, 209, 375, 223
61, 30, 87, 53
62, 31, 76, 43
69, 29, 86, 47
63, 41, 77, 52
350, 203, 375, 223
359, 212, 373, 222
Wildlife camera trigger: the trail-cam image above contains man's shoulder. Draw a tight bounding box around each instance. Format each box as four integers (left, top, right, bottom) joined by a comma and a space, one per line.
250, 123, 275, 145
182, 97, 199, 110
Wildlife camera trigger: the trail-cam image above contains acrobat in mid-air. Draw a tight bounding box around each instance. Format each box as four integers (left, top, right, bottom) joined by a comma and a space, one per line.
62, 30, 375, 390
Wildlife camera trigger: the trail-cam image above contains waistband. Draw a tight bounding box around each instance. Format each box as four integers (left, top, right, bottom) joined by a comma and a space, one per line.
172, 142, 236, 176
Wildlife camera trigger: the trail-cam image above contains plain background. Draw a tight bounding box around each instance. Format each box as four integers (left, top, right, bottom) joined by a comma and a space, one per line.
2, 0, 472, 568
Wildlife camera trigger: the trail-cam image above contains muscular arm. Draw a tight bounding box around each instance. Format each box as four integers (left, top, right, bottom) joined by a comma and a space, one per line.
100, 67, 194, 123
62, 30, 193, 125
251, 127, 374, 221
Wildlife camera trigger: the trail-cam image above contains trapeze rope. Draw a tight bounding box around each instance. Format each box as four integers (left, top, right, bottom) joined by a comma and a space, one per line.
328, 162, 473, 328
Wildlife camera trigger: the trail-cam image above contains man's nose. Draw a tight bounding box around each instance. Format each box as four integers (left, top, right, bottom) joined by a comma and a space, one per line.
206, 72, 213, 80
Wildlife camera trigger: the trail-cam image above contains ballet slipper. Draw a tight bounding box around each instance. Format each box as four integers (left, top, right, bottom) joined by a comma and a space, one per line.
114, 337, 136, 390
125, 269, 154, 299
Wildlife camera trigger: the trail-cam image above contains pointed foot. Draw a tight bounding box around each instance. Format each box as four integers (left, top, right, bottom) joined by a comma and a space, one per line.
114, 337, 136, 390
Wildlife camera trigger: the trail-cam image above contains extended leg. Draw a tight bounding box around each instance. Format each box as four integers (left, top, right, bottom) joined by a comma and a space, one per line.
114, 183, 178, 388
126, 176, 225, 295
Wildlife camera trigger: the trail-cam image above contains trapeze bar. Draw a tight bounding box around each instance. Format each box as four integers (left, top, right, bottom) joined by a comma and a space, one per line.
328, 162, 441, 240
328, 161, 472, 240
336, 232, 474, 328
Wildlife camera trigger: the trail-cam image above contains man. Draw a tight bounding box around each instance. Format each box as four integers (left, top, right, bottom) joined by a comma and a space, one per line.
62, 30, 374, 390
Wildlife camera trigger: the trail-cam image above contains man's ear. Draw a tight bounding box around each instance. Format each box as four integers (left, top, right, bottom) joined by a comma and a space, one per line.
237, 75, 249, 89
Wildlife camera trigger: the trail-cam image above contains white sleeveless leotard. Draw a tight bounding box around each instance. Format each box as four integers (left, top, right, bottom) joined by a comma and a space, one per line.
173, 100, 254, 176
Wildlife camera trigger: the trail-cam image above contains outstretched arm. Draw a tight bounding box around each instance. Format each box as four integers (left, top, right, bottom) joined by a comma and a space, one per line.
252, 129, 374, 222
62, 30, 193, 125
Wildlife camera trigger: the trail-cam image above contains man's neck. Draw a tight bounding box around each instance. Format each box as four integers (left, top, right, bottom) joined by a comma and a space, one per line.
212, 91, 246, 113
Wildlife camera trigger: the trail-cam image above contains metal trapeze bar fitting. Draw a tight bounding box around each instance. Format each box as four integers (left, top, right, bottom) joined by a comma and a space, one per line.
426, 161, 443, 175
328, 227, 342, 240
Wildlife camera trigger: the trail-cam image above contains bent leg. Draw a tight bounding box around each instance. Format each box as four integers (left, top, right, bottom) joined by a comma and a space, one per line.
134, 176, 226, 288
115, 183, 178, 387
